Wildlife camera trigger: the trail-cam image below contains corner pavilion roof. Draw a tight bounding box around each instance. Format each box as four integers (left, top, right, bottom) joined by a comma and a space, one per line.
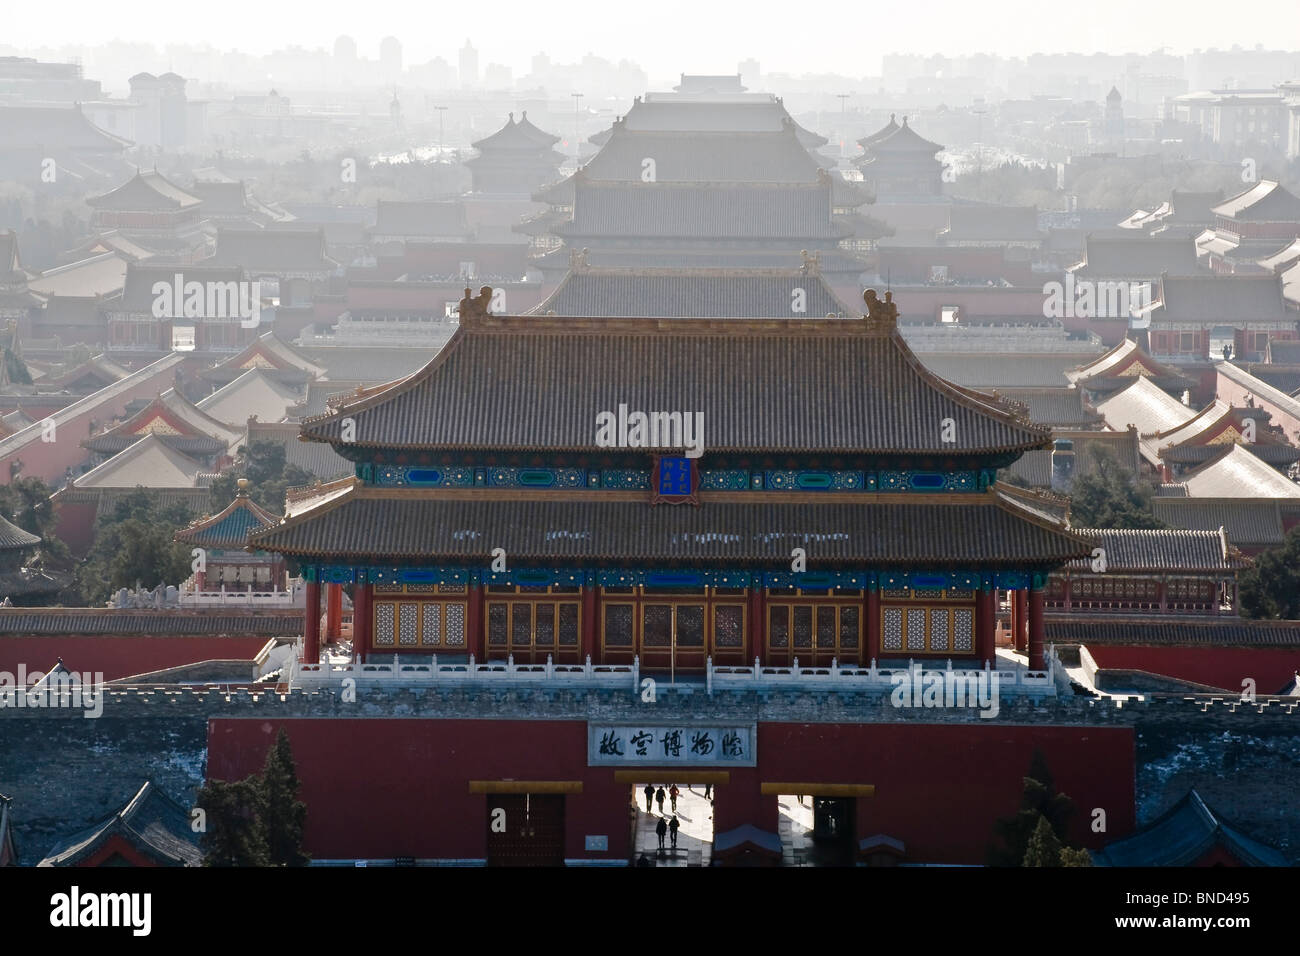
175, 485, 280, 550
297, 309, 1052, 457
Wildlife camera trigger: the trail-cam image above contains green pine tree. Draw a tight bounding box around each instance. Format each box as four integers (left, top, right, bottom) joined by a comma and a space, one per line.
1023, 815, 1062, 867
196, 778, 269, 867
1067, 446, 1166, 529
260, 728, 310, 866
1059, 846, 1094, 866
1238, 527, 1300, 620
988, 750, 1077, 866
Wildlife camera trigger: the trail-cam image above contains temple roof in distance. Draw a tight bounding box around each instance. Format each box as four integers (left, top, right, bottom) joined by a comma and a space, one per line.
298, 306, 1051, 457
1061, 528, 1247, 572
206, 330, 327, 381
1066, 338, 1196, 391
857, 114, 900, 150
859, 116, 943, 155
87, 170, 202, 212
84, 387, 242, 456
471, 111, 561, 151
1212, 180, 1300, 222
175, 480, 280, 550
1178, 444, 1300, 499
196, 367, 303, 427
68, 433, 205, 490
1094, 376, 1198, 437
0, 513, 41, 551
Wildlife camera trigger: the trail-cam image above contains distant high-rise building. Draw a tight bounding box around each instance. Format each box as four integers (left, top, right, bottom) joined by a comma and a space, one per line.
1105, 86, 1125, 150
380, 36, 402, 79
738, 58, 761, 89
459, 40, 479, 89
334, 35, 357, 61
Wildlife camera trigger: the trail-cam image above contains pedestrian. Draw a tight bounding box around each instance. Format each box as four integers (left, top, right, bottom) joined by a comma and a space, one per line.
669, 815, 680, 849
669, 784, 680, 813
655, 786, 666, 814
704, 782, 712, 800
656, 815, 667, 851
643, 783, 654, 812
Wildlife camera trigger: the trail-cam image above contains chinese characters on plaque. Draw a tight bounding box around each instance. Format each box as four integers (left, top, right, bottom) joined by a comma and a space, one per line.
650, 456, 699, 506
589, 724, 756, 767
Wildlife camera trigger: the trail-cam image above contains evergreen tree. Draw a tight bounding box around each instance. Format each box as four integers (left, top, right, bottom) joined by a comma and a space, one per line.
1060, 846, 1094, 867
197, 778, 269, 867
988, 750, 1077, 866
1023, 815, 1062, 867
260, 728, 310, 866
1067, 446, 1165, 530
1238, 527, 1300, 620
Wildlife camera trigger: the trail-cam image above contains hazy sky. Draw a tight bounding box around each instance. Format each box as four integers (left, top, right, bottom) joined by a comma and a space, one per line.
10, 0, 1300, 78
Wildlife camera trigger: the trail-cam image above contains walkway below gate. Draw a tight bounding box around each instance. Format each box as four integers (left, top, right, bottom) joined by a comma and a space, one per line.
631, 785, 714, 867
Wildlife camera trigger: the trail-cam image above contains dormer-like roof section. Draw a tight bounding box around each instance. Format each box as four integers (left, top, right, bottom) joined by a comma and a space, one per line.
84, 387, 242, 457
299, 305, 1051, 458
175, 483, 280, 549
207, 330, 326, 380
88, 170, 202, 212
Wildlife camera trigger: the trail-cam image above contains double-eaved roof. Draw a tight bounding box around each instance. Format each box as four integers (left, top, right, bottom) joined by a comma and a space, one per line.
297, 312, 1050, 457
87, 170, 202, 211
250, 484, 1094, 567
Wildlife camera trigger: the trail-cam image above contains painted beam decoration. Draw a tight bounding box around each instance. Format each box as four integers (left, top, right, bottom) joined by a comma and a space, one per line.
589, 723, 756, 767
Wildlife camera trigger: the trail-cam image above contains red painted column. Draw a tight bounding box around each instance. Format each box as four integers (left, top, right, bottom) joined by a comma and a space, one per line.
581, 585, 598, 663
353, 583, 372, 663
865, 588, 881, 665
467, 583, 485, 660
1028, 586, 1046, 670
748, 586, 766, 665
976, 588, 995, 666
325, 583, 342, 641
303, 579, 321, 664
1015, 589, 1029, 654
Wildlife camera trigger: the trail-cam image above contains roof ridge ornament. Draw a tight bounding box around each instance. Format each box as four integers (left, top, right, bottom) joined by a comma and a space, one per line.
458, 285, 494, 320
863, 288, 898, 331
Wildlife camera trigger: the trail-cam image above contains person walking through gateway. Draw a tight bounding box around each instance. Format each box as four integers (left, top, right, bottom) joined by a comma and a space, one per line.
655, 786, 666, 814
704, 782, 712, 800
669, 815, 680, 850
669, 784, 680, 813
643, 784, 654, 812
656, 815, 667, 851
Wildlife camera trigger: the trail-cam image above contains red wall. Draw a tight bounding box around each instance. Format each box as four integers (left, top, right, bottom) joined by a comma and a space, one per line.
0, 635, 272, 681
1087, 645, 1300, 694
207, 718, 1134, 865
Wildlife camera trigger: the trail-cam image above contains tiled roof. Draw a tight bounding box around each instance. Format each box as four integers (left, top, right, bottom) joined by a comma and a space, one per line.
575, 126, 822, 183
1161, 442, 1300, 468
87, 170, 202, 211
0, 608, 303, 635
1148, 274, 1291, 322
251, 486, 1094, 566
530, 245, 869, 275
197, 368, 302, 427
1047, 615, 1300, 646
1151, 497, 1289, 547
0, 105, 132, 151
174, 489, 280, 549
557, 179, 849, 241
590, 96, 827, 148
0, 514, 40, 551
943, 205, 1041, 242
1093, 790, 1289, 867
1216, 363, 1300, 427
38, 781, 202, 867
863, 116, 942, 154
471, 112, 562, 151
68, 433, 204, 490
528, 268, 855, 318
28, 253, 129, 299
857, 114, 900, 149
299, 314, 1051, 456
118, 263, 245, 312
209, 331, 327, 378
293, 346, 443, 382
997, 388, 1101, 427
203, 228, 336, 273
917, 352, 1099, 388
1181, 444, 1300, 498
1005, 428, 1141, 487
84, 388, 242, 456
1062, 528, 1245, 571
1074, 234, 1202, 278
1095, 376, 1197, 437
1212, 180, 1300, 221
245, 420, 353, 480
372, 201, 472, 239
